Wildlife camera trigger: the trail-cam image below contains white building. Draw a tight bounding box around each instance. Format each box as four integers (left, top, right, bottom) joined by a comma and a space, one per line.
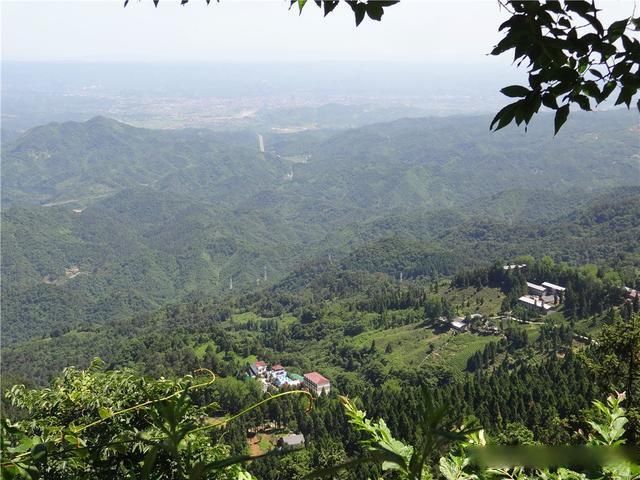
451, 319, 469, 332
527, 282, 546, 297
278, 433, 305, 449
249, 360, 268, 377
518, 295, 553, 312
303, 372, 331, 396
541, 282, 566, 295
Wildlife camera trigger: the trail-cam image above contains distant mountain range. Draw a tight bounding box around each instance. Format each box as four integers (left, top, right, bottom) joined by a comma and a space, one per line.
2, 110, 639, 343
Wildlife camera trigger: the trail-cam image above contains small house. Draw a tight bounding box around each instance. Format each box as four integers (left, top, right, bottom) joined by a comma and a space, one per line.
249, 360, 268, 377
277, 433, 305, 449
450, 319, 469, 332
271, 364, 287, 379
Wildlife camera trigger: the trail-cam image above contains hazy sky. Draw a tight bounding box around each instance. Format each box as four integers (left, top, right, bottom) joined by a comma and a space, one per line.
3, 0, 634, 64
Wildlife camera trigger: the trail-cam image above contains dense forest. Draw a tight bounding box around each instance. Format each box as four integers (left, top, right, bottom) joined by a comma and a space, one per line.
2, 111, 639, 343
2, 109, 639, 478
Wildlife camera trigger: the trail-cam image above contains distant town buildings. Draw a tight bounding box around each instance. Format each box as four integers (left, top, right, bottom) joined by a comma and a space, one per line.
249, 361, 267, 377
518, 295, 554, 312
450, 318, 468, 332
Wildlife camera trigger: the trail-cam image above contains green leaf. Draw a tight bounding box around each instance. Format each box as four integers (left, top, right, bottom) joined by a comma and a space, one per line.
353, 4, 366, 26
189, 462, 206, 480
142, 447, 158, 480
573, 94, 591, 111
601, 80, 617, 100
365, 2, 384, 21
554, 104, 570, 135
577, 57, 589, 74
500, 85, 530, 98
542, 92, 559, 109
98, 406, 113, 420
614, 86, 634, 107
582, 13, 604, 35
69, 423, 82, 433
582, 81, 601, 101
490, 102, 517, 131
322, 1, 338, 16
608, 18, 629, 42
30, 443, 47, 461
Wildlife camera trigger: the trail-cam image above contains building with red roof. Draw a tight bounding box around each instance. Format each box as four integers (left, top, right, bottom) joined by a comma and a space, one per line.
249, 360, 268, 377
303, 372, 330, 396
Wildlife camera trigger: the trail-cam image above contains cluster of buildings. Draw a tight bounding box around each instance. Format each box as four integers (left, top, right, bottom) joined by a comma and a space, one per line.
444, 314, 500, 335
518, 281, 566, 313
248, 361, 330, 396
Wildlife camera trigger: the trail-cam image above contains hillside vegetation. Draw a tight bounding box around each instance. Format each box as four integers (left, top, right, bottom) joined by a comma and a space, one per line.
2, 111, 639, 343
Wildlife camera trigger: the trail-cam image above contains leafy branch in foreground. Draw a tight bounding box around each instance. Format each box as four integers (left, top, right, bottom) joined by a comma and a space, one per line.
309, 392, 638, 480
490, 1, 639, 134
1, 359, 312, 480
307, 388, 480, 479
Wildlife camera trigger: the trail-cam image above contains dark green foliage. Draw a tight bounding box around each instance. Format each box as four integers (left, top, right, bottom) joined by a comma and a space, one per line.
1, 360, 255, 479
3, 112, 639, 344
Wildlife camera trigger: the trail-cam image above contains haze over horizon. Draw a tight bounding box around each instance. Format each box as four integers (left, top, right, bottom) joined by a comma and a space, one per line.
3, 1, 635, 63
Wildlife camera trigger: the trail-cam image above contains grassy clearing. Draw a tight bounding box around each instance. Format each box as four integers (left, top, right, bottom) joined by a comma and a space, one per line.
438, 333, 499, 370
216, 287, 531, 382
193, 340, 217, 359
353, 323, 439, 368
443, 286, 505, 317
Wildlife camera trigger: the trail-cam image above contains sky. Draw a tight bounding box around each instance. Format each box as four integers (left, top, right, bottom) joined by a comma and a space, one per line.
3, 0, 635, 64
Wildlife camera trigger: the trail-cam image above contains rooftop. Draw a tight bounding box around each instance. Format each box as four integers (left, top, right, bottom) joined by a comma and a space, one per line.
541, 281, 566, 292
503, 264, 526, 270
280, 433, 305, 446
304, 372, 330, 385
518, 295, 553, 310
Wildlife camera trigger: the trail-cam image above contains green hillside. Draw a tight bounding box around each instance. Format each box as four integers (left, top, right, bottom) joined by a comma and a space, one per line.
3, 110, 639, 345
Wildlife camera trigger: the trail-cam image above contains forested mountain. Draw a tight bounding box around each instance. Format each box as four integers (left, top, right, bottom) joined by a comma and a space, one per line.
2, 110, 639, 344
1, 189, 305, 343
2, 107, 640, 479
2, 116, 287, 207
4, 110, 638, 209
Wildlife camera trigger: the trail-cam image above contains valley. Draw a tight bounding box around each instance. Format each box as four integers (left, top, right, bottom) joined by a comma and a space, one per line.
2, 107, 639, 479
2, 110, 639, 345
4, 3, 640, 477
